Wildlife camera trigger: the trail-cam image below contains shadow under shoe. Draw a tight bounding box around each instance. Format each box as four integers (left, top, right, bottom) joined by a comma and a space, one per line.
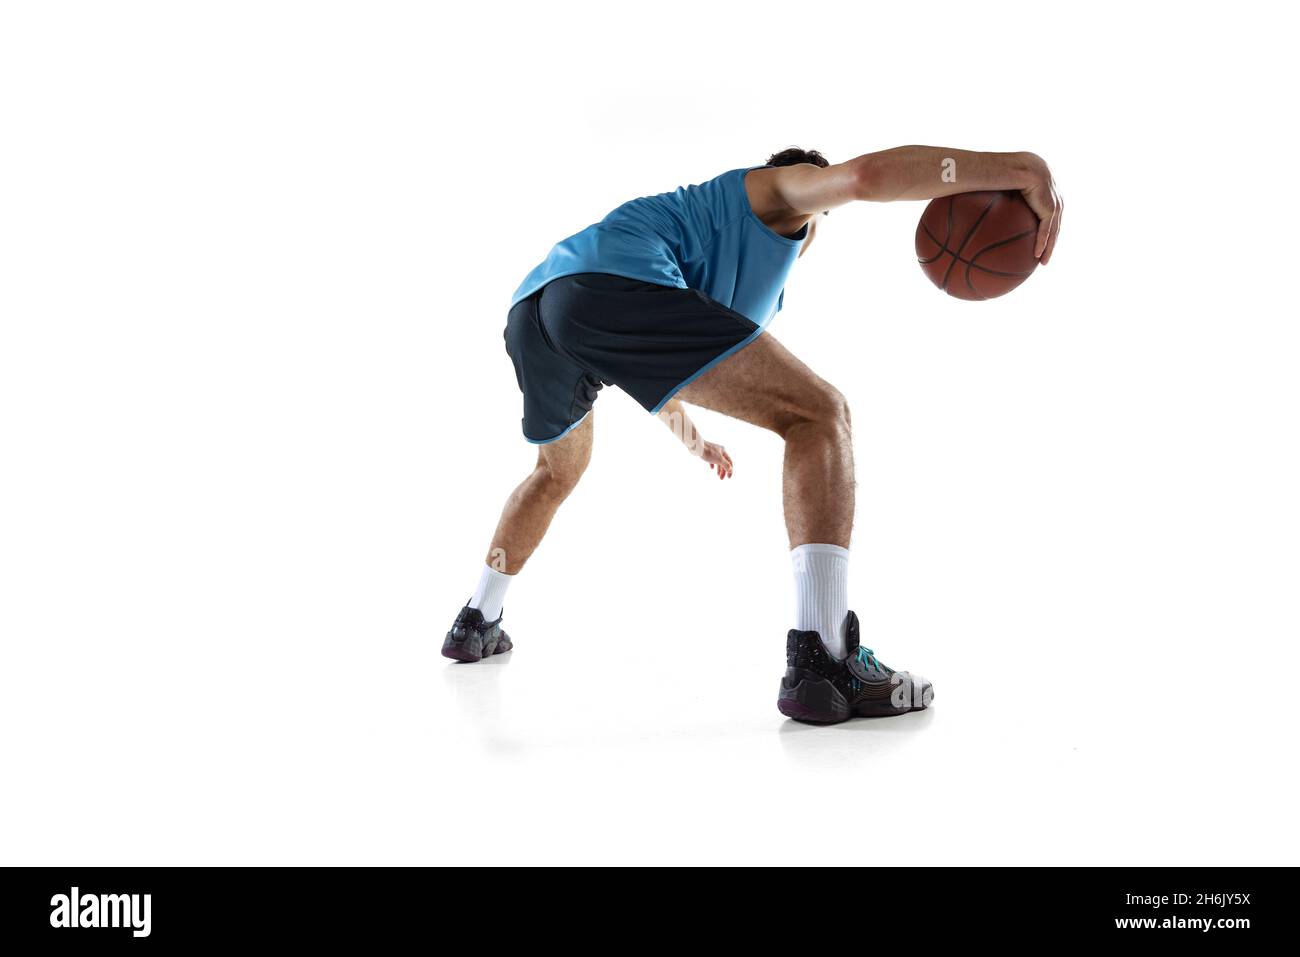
777, 611, 933, 724
442, 604, 513, 663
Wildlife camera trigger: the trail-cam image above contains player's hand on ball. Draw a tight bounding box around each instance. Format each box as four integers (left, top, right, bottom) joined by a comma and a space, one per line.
1017, 153, 1063, 265
701, 442, 733, 480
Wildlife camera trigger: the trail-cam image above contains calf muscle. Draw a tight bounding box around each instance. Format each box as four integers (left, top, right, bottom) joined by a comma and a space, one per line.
483, 413, 593, 574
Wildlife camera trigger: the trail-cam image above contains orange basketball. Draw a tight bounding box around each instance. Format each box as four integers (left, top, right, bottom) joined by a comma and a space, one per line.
915, 190, 1039, 300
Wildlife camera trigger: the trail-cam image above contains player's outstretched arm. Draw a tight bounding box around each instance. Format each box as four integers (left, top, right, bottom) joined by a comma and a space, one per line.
657, 398, 734, 480
759, 147, 1063, 263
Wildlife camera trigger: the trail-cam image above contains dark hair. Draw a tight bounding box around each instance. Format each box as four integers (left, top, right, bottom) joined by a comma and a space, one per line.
765, 147, 830, 169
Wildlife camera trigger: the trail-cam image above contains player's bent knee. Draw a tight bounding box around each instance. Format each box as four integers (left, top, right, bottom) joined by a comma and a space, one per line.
823, 386, 851, 432
773, 383, 851, 439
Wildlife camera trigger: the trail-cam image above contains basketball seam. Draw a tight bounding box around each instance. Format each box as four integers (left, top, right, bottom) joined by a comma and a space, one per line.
940, 196, 997, 292
919, 221, 1036, 278
966, 228, 1038, 276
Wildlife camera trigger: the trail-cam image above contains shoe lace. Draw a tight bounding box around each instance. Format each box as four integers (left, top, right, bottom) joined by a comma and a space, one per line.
855, 645, 889, 674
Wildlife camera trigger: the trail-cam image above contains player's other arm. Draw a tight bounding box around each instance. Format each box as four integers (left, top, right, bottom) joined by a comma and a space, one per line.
763, 147, 1063, 263
657, 398, 734, 480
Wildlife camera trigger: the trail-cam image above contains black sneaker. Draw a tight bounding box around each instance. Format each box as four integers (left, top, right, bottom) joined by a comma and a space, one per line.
442, 604, 513, 662
777, 611, 932, 723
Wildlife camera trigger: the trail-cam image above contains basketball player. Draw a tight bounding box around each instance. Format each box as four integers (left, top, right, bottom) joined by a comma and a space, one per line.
444, 146, 1062, 723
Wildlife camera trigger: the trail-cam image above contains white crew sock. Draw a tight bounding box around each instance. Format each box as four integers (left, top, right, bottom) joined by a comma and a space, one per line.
791, 543, 850, 659
468, 564, 513, 622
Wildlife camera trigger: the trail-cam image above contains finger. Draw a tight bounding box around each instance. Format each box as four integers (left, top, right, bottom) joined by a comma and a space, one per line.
1042, 194, 1063, 265
1023, 188, 1051, 259
1034, 205, 1053, 259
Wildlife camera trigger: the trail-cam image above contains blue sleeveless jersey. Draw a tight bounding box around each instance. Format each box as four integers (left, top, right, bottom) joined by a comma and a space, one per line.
510, 166, 806, 326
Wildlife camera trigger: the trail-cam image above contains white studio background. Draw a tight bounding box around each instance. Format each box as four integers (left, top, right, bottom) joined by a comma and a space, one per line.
1, 1, 1296, 865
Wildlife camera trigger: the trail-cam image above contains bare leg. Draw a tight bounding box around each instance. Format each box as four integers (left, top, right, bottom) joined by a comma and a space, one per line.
678, 334, 853, 547
483, 413, 593, 574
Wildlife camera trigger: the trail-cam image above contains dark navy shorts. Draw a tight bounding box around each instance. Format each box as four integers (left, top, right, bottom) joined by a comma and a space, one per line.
504, 273, 763, 444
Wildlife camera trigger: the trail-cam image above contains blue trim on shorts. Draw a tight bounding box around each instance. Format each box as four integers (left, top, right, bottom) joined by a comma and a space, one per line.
647, 323, 768, 416
524, 409, 592, 445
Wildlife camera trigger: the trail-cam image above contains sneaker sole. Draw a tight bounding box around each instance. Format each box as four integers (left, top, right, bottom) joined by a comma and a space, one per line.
441, 636, 513, 663
777, 674, 932, 724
